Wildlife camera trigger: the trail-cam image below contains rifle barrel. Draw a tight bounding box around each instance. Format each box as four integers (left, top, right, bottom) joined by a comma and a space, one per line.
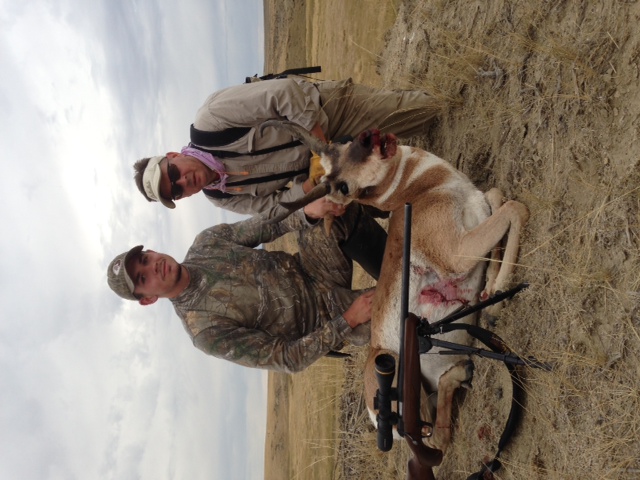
397, 203, 412, 426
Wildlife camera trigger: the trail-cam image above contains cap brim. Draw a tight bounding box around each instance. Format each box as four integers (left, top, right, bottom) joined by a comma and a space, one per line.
108, 244, 144, 301
142, 156, 176, 209
123, 245, 145, 294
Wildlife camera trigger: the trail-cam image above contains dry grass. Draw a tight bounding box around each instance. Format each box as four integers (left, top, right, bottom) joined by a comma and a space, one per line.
264, 0, 640, 478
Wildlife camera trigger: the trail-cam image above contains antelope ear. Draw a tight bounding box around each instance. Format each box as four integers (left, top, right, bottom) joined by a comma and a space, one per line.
263, 182, 332, 225
381, 133, 398, 159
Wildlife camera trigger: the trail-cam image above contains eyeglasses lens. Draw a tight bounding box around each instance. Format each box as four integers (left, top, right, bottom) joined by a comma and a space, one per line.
167, 163, 183, 200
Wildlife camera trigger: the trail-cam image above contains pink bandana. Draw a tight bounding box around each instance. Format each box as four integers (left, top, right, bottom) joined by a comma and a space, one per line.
180, 146, 229, 192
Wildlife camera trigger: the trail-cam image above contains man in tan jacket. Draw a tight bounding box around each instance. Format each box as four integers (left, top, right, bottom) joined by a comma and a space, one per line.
134, 77, 442, 215
133, 77, 443, 279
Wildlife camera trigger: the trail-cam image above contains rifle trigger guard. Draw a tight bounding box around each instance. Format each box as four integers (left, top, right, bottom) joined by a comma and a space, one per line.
421, 421, 434, 438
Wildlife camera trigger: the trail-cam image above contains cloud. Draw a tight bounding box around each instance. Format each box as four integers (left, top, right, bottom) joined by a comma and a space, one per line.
0, 0, 266, 478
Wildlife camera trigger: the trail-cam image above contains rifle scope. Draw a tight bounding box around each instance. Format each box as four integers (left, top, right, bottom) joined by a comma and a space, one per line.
374, 353, 398, 452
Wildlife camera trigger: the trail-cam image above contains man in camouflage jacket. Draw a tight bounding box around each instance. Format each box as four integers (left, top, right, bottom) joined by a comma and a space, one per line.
107, 204, 376, 373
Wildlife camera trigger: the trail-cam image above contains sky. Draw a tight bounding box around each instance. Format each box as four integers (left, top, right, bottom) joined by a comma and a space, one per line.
0, 1, 268, 479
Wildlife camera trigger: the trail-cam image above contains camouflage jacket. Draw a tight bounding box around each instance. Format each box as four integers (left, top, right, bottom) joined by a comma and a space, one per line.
171, 210, 356, 373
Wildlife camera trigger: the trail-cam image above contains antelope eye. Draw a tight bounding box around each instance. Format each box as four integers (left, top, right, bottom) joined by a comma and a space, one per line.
337, 182, 349, 195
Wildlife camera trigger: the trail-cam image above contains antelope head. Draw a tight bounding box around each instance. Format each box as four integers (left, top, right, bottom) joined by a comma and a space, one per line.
260, 120, 399, 226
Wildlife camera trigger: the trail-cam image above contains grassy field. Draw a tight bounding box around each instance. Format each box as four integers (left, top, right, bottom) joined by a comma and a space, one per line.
263, 1, 640, 479
262, 1, 398, 478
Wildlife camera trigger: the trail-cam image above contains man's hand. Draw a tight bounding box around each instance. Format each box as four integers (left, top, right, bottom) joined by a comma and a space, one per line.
303, 197, 347, 219
343, 289, 375, 328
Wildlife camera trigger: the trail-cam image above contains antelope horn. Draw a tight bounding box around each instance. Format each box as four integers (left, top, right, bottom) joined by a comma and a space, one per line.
263, 182, 331, 224
260, 120, 330, 156
280, 182, 331, 210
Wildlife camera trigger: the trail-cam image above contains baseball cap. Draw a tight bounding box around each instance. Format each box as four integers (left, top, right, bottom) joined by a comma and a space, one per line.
107, 245, 144, 300
142, 156, 176, 209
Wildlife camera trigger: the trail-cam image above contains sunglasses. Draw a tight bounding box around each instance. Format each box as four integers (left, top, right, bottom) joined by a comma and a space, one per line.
167, 162, 183, 200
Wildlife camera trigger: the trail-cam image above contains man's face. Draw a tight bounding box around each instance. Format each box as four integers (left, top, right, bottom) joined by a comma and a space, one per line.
125, 250, 186, 302
158, 153, 215, 202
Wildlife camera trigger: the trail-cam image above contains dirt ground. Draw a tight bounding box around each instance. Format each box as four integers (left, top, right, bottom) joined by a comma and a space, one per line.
263, 1, 640, 479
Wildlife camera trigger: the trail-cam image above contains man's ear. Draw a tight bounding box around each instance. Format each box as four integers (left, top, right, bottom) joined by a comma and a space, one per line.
139, 296, 159, 306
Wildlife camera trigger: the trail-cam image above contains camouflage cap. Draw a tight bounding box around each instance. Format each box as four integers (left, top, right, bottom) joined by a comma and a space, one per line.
107, 245, 144, 300
142, 155, 176, 209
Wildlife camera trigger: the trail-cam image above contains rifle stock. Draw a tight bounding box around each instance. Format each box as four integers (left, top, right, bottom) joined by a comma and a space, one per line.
402, 313, 443, 479
407, 457, 436, 480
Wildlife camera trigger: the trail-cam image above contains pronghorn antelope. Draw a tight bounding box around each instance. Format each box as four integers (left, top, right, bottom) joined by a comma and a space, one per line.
262, 121, 529, 453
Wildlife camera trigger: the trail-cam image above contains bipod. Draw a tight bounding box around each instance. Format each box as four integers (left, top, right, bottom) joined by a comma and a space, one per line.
418, 283, 553, 372
414, 285, 551, 480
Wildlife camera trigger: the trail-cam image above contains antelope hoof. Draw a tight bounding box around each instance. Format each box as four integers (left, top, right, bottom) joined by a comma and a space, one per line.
345, 322, 371, 347
323, 214, 335, 236
462, 359, 475, 383
447, 359, 475, 386
481, 310, 499, 328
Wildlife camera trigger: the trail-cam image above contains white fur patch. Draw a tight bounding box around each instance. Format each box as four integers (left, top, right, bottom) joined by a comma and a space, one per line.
320, 155, 333, 176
